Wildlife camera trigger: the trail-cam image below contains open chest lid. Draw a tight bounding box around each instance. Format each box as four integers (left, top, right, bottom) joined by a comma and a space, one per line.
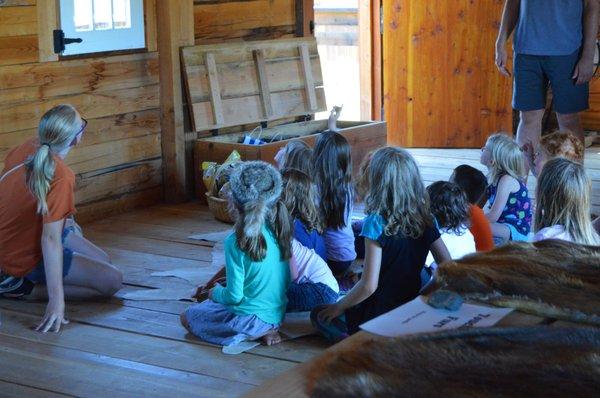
181, 37, 327, 133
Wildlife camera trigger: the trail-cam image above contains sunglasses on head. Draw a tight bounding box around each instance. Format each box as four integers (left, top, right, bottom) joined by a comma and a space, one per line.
70, 118, 88, 147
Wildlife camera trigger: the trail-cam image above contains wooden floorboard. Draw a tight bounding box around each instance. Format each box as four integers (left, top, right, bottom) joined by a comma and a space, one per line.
0, 310, 294, 387
0, 334, 252, 398
0, 203, 324, 396
0, 380, 72, 398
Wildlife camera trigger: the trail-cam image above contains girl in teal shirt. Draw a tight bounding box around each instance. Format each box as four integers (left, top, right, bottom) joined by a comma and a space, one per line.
181, 161, 292, 346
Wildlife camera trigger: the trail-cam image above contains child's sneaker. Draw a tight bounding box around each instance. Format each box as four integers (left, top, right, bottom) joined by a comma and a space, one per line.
0, 273, 34, 298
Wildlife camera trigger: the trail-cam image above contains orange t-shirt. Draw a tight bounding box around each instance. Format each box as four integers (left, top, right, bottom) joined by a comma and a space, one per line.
468, 204, 494, 252
0, 138, 76, 277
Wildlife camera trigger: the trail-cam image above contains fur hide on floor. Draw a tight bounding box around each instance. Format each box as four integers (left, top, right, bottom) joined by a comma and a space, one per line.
434, 239, 600, 325
308, 327, 600, 398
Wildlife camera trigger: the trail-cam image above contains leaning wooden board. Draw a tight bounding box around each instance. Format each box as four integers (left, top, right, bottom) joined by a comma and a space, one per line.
243, 311, 572, 398
181, 37, 387, 200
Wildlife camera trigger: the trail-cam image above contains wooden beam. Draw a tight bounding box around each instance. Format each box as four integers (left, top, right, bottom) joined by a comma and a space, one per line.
204, 52, 224, 126
358, 0, 372, 120
371, 0, 382, 121
157, 0, 194, 202
299, 44, 317, 111
143, 0, 157, 52
295, 0, 314, 37
36, 0, 58, 62
253, 49, 273, 119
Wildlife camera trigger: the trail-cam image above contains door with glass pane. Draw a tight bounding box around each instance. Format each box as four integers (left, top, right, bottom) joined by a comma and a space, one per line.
59, 0, 145, 56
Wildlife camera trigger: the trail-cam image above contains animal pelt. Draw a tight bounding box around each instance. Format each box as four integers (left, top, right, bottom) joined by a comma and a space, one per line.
434, 239, 600, 325
308, 327, 600, 398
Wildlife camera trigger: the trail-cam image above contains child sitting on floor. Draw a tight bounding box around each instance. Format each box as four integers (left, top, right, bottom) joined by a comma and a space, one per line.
274, 139, 312, 173
425, 181, 476, 268
311, 147, 451, 342
523, 130, 584, 177
282, 169, 338, 311
282, 168, 326, 260
181, 161, 291, 346
450, 165, 494, 251
312, 132, 356, 277
533, 158, 600, 245
480, 133, 532, 244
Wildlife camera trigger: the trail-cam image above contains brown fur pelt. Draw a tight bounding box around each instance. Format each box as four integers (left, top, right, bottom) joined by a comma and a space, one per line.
308, 327, 600, 398
435, 239, 600, 325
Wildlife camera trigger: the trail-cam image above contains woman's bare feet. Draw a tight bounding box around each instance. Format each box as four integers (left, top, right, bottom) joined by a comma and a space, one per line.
261, 330, 282, 346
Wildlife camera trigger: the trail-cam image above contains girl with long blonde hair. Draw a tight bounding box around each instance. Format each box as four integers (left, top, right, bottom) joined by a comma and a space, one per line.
480, 133, 532, 243
0, 105, 122, 333
312, 147, 451, 341
534, 158, 600, 245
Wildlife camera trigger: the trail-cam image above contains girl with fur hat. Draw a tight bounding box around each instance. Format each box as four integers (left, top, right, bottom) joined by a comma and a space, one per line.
312, 147, 451, 341
480, 133, 532, 243
181, 161, 292, 346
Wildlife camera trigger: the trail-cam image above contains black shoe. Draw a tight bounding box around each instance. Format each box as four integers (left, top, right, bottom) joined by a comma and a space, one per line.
0, 273, 34, 298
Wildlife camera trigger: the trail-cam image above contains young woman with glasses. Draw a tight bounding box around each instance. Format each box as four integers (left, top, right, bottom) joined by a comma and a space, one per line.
0, 104, 122, 333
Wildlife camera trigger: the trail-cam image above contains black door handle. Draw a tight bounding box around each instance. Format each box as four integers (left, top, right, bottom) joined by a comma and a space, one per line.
53, 29, 83, 54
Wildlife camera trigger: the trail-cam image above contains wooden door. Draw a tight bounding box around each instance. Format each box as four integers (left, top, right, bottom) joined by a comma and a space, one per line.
382, 0, 512, 148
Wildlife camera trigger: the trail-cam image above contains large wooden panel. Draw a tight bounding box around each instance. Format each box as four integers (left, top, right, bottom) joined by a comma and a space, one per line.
193, 0, 295, 43
383, 0, 512, 148
582, 82, 600, 130
182, 37, 326, 131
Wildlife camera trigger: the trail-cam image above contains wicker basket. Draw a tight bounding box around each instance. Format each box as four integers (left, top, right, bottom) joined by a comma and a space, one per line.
205, 193, 234, 224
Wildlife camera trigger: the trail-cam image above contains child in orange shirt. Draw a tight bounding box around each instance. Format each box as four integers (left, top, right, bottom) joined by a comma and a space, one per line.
450, 165, 494, 251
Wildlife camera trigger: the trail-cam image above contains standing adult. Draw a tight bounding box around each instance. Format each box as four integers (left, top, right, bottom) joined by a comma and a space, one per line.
495, 0, 599, 168
0, 105, 122, 333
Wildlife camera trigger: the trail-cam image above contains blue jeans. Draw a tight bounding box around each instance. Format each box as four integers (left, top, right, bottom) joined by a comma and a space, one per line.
286, 282, 339, 312
25, 225, 74, 283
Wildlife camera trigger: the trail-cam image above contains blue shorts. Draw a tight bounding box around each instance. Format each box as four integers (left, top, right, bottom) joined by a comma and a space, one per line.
513, 50, 589, 114
25, 226, 74, 284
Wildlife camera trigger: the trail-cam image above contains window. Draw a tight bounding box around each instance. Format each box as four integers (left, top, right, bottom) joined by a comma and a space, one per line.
59, 0, 145, 56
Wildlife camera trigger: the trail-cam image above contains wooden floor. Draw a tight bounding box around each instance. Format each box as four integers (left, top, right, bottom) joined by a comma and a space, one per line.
409, 146, 600, 214
0, 203, 328, 398
1, 147, 599, 397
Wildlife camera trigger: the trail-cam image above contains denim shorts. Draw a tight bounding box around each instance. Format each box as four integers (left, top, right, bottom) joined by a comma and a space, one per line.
513, 49, 589, 114
25, 226, 74, 283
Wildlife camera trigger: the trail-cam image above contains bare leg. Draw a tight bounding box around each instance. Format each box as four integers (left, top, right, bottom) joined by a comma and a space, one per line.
516, 110, 545, 175
490, 222, 511, 243
29, 252, 122, 301
180, 312, 191, 331
556, 112, 584, 144
64, 232, 111, 263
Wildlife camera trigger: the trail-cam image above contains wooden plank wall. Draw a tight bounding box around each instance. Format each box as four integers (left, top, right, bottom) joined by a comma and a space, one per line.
0, 1, 163, 223
193, 0, 298, 44
582, 79, 600, 131
383, 0, 513, 148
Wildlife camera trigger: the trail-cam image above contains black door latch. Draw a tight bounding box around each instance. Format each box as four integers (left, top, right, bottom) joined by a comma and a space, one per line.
53, 29, 83, 54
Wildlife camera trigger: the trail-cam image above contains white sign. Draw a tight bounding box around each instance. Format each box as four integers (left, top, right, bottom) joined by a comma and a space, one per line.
360, 296, 513, 337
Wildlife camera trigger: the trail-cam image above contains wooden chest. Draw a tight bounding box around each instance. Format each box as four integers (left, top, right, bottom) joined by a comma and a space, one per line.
181, 37, 387, 198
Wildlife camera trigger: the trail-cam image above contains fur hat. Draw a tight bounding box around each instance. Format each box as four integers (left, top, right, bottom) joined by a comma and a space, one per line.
229, 161, 282, 237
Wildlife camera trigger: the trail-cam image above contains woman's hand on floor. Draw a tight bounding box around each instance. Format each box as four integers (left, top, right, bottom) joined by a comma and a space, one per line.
36, 298, 69, 333
318, 303, 343, 324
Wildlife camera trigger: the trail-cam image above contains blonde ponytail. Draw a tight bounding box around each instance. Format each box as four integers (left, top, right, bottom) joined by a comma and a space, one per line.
25, 105, 80, 215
